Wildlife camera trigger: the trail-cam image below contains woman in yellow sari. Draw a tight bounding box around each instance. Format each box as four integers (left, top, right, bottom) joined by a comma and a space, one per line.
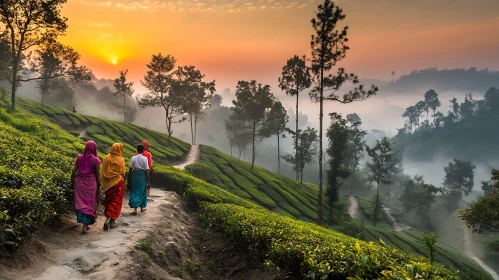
100, 143, 126, 230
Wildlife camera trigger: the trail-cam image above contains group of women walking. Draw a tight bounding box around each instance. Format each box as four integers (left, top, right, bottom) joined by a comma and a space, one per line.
71, 140, 153, 233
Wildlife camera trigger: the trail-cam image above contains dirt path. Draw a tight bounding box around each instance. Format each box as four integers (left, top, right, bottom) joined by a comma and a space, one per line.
463, 228, 499, 280
1, 189, 174, 280
348, 196, 360, 219
383, 207, 412, 232
173, 144, 199, 170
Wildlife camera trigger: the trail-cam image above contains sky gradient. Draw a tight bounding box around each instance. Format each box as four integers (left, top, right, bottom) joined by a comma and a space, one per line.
60, 0, 499, 92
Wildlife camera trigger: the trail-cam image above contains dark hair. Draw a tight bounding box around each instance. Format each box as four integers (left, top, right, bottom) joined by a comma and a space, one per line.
137, 144, 145, 153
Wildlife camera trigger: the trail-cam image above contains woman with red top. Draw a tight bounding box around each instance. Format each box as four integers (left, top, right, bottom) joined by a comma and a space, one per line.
134, 141, 153, 195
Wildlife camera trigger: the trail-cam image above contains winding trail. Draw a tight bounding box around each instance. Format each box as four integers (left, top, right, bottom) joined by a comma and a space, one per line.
1, 145, 203, 280
173, 144, 199, 170
348, 196, 360, 219
463, 228, 499, 280
383, 207, 411, 232
1, 189, 180, 280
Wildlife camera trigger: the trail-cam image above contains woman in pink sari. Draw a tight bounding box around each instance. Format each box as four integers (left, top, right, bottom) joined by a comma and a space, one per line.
71, 141, 101, 234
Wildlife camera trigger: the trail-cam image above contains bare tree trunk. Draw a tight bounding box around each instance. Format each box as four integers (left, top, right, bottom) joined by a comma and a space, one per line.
165, 108, 172, 146
317, 66, 324, 224
295, 91, 299, 181
251, 120, 256, 169
194, 115, 198, 144
190, 114, 194, 145
41, 90, 46, 108
123, 94, 126, 123
277, 133, 280, 173
11, 65, 17, 111
300, 167, 304, 185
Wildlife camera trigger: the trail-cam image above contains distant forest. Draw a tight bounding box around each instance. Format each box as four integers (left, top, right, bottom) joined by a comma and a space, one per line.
393, 87, 499, 162
385, 68, 499, 93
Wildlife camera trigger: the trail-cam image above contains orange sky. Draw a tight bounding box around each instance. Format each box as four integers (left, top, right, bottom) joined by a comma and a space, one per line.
60, 0, 499, 92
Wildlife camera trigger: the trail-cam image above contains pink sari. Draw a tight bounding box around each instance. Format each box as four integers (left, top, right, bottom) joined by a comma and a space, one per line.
74, 141, 101, 224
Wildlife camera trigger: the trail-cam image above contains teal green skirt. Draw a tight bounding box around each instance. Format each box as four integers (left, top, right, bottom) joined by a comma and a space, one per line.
76, 211, 95, 225
129, 170, 148, 209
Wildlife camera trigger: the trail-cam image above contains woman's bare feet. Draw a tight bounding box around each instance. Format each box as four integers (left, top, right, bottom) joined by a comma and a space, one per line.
81, 224, 89, 234
103, 217, 111, 231
110, 219, 118, 229
140, 208, 147, 212
132, 208, 138, 215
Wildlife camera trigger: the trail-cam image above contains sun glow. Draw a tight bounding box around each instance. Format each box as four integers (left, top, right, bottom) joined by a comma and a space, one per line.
111, 59, 117, 65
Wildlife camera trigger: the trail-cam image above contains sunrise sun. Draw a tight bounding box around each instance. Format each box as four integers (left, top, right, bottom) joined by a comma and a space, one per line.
111, 59, 117, 65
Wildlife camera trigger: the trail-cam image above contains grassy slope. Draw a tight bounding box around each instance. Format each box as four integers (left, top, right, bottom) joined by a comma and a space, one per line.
185, 145, 350, 223
9, 97, 490, 279
17, 97, 191, 163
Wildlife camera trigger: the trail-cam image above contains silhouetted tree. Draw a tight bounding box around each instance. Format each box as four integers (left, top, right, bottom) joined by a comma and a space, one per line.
0, 0, 69, 111
225, 113, 252, 159
260, 100, 289, 173
484, 87, 499, 112
232, 80, 275, 168
391, 71, 395, 83
113, 69, 134, 123
442, 158, 475, 212
278, 55, 312, 179
402, 106, 418, 133
345, 122, 366, 195
310, 0, 378, 224
366, 137, 399, 226
210, 94, 222, 108
424, 89, 441, 123
173, 65, 216, 144
325, 113, 350, 220
283, 127, 318, 184
137, 53, 185, 145
450, 97, 460, 121
460, 93, 476, 120
414, 101, 426, 129
35, 39, 90, 108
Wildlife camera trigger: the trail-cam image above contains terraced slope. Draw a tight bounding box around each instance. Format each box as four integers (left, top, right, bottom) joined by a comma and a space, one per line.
185, 145, 350, 223
17, 97, 190, 162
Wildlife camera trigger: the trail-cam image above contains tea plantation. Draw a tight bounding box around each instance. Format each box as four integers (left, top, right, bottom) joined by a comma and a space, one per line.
0, 96, 492, 279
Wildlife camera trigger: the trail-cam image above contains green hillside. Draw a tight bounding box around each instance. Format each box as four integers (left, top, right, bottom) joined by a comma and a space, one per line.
185, 145, 350, 223
16, 97, 191, 163
0, 96, 491, 279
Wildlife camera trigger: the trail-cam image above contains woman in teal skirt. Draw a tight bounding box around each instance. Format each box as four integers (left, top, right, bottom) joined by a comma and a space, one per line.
127, 144, 150, 215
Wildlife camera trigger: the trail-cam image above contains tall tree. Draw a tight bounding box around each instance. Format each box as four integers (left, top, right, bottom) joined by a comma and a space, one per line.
113, 69, 134, 123
450, 97, 460, 121
260, 100, 289, 173
325, 113, 351, 221
282, 127, 318, 184
414, 101, 426, 129
402, 106, 418, 133
0, 0, 68, 111
310, 0, 378, 224
225, 113, 252, 159
173, 65, 216, 144
35, 39, 90, 108
137, 53, 185, 145
460, 93, 476, 120
345, 122, 366, 195
442, 158, 475, 212
278, 55, 312, 179
424, 89, 441, 123
366, 137, 399, 226
232, 80, 275, 169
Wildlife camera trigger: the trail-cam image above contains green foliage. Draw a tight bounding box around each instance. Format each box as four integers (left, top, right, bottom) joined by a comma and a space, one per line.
421, 232, 438, 265
232, 80, 275, 168
459, 169, 499, 233
443, 158, 475, 212
282, 127, 318, 184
